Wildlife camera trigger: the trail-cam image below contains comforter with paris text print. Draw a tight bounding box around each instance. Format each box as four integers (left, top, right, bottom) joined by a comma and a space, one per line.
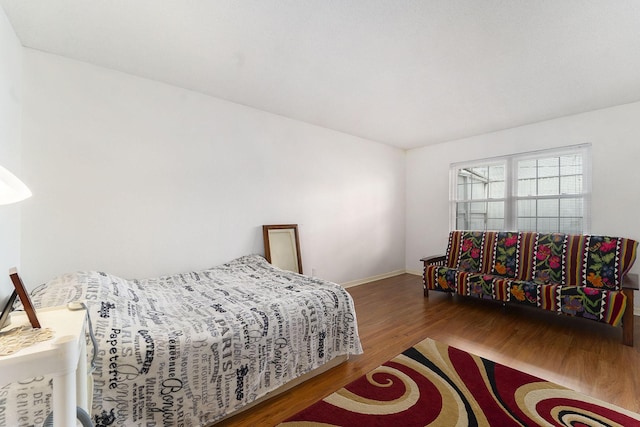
0, 254, 362, 426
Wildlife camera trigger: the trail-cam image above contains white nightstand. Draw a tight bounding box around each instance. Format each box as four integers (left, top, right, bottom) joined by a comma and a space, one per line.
0, 305, 89, 426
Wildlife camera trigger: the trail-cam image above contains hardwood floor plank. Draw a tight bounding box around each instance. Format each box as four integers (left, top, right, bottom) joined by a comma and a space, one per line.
218, 273, 640, 425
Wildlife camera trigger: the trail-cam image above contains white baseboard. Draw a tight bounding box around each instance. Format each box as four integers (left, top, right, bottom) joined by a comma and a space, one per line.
340, 269, 408, 288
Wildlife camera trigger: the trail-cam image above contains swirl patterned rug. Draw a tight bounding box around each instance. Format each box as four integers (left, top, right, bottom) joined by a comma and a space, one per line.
278, 337, 640, 426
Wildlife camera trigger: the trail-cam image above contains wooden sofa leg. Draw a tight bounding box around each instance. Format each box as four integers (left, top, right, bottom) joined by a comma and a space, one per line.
622, 287, 634, 347
423, 271, 429, 298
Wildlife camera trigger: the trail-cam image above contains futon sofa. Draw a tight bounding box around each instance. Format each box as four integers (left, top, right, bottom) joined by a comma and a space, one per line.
422, 231, 639, 346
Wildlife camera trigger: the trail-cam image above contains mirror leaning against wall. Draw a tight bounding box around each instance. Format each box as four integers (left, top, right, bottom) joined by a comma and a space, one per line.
262, 224, 303, 274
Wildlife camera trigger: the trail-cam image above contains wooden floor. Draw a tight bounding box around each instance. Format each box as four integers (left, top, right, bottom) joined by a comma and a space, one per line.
218, 273, 640, 425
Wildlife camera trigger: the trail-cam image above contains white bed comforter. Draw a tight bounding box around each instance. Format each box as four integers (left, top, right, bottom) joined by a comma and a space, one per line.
1, 255, 362, 426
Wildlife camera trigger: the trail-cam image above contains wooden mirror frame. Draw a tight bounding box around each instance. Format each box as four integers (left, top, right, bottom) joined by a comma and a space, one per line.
263, 224, 303, 274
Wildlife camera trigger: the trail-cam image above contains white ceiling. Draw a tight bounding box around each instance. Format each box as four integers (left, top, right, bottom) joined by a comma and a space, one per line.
2, 1, 640, 149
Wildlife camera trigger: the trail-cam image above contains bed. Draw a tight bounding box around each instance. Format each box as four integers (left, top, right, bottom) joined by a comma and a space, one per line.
0, 254, 363, 426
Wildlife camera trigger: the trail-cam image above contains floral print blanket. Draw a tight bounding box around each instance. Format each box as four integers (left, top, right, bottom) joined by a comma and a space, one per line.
425, 231, 637, 326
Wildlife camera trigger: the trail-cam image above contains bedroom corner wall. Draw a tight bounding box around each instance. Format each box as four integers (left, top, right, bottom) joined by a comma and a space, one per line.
0, 6, 24, 299
406, 102, 640, 313
19, 49, 406, 288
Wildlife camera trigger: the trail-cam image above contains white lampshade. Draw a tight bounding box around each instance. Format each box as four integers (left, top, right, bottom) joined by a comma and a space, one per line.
0, 165, 32, 205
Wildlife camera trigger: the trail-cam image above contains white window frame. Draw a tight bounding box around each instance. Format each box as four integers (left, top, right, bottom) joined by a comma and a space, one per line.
449, 144, 591, 233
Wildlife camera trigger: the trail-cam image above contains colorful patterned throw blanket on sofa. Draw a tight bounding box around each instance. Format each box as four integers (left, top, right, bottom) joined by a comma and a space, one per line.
422, 231, 638, 345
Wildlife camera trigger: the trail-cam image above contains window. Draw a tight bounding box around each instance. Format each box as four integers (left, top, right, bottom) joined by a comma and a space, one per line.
451, 144, 591, 233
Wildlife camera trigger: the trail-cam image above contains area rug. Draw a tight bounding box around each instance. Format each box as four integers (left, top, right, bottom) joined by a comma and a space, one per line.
277, 338, 640, 426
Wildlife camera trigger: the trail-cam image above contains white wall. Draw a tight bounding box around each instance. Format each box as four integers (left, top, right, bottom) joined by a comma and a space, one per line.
406, 102, 640, 310
0, 7, 24, 300
18, 39, 640, 303
20, 49, 406, 288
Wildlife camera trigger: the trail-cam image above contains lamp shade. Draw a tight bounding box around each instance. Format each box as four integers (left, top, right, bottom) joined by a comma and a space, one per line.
0, 165, 32, 205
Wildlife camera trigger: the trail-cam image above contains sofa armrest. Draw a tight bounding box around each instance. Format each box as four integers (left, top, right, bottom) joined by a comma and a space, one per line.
420, 255, 446, 298
420, 255, 447, 266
